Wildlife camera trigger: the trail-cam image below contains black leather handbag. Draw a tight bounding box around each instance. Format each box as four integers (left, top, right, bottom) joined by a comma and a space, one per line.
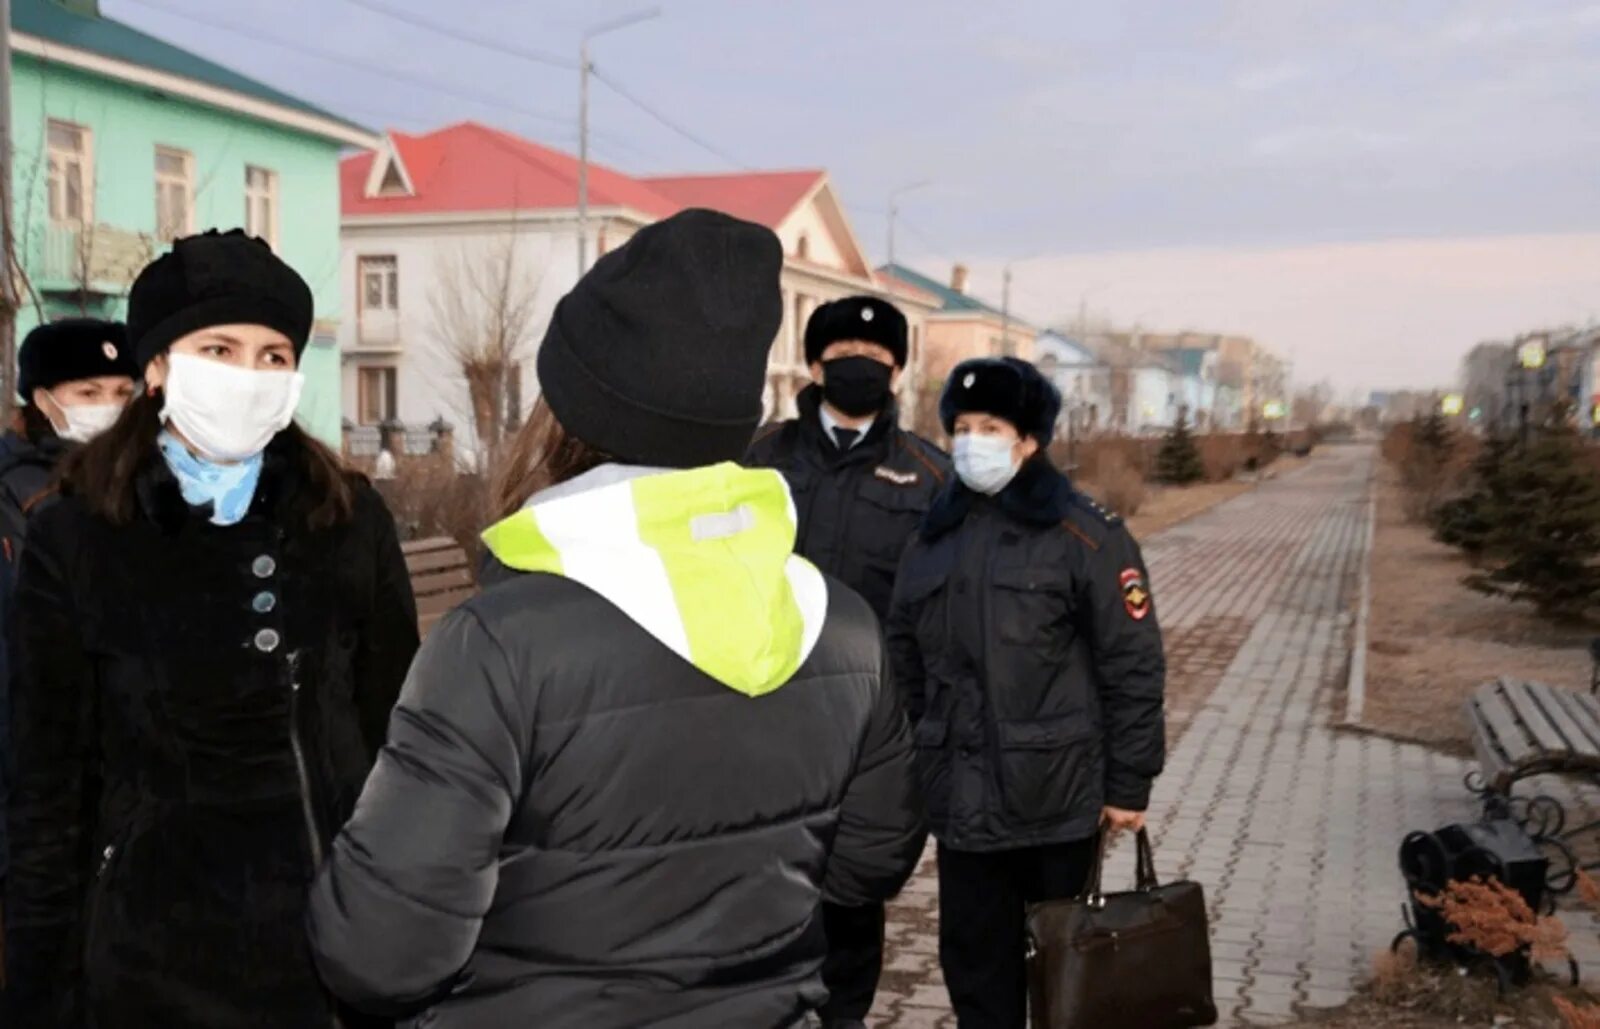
1025, 829, 1217, 1028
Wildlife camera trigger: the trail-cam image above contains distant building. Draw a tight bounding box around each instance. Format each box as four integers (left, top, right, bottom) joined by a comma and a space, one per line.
1033, 330, 1112, 436
875, 262, 1038, 394
9, 0, 375, 443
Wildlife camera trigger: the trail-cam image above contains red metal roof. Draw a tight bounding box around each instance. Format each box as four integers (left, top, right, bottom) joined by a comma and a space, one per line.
341, 124, 833, 232
639, 170, 824, 229
341, 122, 681, 218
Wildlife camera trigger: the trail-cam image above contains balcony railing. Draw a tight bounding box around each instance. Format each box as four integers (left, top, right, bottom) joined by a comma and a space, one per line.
36, 223, 156, 294
356, 310, 401, 350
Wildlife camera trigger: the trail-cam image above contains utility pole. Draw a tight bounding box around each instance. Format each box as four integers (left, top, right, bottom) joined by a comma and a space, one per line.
1000, 264, 1013, 357
577, 7, 660, 278
885, 179, 930, 272
0, 0, 15, 408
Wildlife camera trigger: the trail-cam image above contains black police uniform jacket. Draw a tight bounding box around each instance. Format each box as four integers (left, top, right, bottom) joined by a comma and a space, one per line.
888, 456, 1166, 852
746, 385, 951, 623
3, 433, 419, 1028
0, 428, 66, 882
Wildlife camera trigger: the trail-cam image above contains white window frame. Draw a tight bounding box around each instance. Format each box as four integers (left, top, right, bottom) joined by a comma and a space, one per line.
244, 165, 278, 247
154, 145, 194, 241
46, 119, 92, 225
358, 255, 399, 314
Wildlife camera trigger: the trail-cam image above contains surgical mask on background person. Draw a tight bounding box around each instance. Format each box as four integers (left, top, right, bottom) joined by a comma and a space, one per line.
952, 432, 1021, 495
51, 396, 124, 443
821, 356, 893, 417
160, 351, 304, 463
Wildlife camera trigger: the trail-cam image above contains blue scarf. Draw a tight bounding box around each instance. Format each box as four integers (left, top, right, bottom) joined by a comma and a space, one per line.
158, 431, 263, 526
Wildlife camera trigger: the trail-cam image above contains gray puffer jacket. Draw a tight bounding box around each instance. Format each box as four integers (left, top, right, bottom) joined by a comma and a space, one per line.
308, 463, 925, 1028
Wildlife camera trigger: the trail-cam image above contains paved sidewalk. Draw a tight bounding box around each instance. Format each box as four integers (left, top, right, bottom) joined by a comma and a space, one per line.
868, 445, 1599, 1027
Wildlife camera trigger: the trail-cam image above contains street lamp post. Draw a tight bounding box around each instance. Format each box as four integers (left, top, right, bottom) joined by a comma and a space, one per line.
885, 179, 931, 271
578, 7, 661, 277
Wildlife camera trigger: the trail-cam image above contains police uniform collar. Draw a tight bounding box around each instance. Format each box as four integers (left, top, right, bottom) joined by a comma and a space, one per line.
920, 455, 1074, 540
797, 383, 897, 456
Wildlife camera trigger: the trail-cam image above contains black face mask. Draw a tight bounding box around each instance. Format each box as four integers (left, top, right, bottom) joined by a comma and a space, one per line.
820, 356, 894, 417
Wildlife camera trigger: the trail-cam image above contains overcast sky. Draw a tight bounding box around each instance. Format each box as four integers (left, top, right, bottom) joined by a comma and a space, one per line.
106, 0, 1600, 394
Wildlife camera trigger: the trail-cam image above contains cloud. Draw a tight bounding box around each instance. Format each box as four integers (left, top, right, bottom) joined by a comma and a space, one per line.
1233, 62, 1309, 92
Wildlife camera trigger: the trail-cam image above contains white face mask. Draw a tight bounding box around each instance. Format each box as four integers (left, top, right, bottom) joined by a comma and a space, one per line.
159, 352, 304, 463
50, 397, 125, 444
952, 432, 1021, 495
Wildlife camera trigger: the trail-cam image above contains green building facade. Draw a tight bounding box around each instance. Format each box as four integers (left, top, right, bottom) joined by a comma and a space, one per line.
8, 0, 373, 442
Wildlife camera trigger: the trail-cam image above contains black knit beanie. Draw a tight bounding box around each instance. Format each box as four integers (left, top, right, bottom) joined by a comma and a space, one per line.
126, 229, 314, 370
537, 208, 783, 468
17, 318, 137, 397
804, 296, 908, 367
940, 357, 1063, 444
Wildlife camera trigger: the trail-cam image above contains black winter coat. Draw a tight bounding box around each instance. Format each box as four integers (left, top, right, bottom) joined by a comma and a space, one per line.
747, 385, 951, 622
3, 434, 419, 1028
307, 530, 924, 1027
0, 428, 65, 881
888, 457, 1166, 852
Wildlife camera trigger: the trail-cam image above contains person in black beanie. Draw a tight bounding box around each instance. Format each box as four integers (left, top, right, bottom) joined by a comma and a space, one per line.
307, 208, 924, 1029
4, 229, 418, 1028
889, 357, 1166, 1028
745, 294, 948, 1027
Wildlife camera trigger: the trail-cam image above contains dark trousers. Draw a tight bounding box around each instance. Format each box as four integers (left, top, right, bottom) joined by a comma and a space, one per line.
937, 839, 1098, 1029
818, 900, 886, 1023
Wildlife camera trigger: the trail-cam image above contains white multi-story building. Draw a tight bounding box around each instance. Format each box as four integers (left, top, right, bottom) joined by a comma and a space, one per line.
337, 122, 935, 461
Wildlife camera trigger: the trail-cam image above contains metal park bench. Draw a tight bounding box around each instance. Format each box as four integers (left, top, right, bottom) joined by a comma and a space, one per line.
1465, 677, 1600, 893
402, 536, 477, 637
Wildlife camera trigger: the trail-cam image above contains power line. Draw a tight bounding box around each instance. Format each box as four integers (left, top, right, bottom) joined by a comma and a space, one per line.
119, 0, 576, 129
589, 66, 747, 170
334, 0, 578, 70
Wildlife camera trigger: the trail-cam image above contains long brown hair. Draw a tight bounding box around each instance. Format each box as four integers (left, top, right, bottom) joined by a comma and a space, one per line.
59, 391, 358, 530
492, 398, 614, 519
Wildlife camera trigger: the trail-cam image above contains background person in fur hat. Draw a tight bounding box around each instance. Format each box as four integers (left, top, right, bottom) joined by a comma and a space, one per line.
886, 357, 1167, 1028
0, 318, 135, 941
307, 209, 924, 1029
745, 296, 947, 1027
3, 230, 418, 1028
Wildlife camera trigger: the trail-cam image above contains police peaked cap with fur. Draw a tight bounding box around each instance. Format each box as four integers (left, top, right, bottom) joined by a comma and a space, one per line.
940, 357, 1062, 445
17, 318, 137, 398
804, 296, 908, 367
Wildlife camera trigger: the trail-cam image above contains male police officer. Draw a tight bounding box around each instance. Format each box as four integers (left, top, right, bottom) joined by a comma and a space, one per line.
747, 295, 948, 1028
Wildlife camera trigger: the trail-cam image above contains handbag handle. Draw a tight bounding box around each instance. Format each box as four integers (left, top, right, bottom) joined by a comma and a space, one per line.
1083, 827, 1161, 908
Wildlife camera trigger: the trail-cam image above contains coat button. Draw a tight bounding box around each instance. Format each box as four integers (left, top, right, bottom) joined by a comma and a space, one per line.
251, 591, 276, 614
252, 555, 276, 578
253, 628, 281, 653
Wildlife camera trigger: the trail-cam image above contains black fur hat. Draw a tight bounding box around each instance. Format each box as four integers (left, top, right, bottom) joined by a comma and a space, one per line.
17, 318, 137, 398
127, 229, 314, 370
804, 296, 908, 367
940, 357, 1062, 444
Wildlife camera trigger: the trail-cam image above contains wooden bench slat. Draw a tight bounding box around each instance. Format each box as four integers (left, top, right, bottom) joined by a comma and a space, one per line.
404, 548, 471, 576
411, 567, 475, 597
1476, 681, 1538, 767
1544, 688, 1600, 757
1468, 698, 1516, 792
401, 536, 462, 555
1501, 680, 1574, 759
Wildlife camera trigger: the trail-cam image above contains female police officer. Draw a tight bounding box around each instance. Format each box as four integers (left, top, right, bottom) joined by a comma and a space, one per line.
887, 357, 1166, 1028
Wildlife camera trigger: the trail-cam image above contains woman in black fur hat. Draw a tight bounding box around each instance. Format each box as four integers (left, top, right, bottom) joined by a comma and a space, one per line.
0, 318, 136, 918
3, 230, 418, 1028
887, 356, 1168, 1027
